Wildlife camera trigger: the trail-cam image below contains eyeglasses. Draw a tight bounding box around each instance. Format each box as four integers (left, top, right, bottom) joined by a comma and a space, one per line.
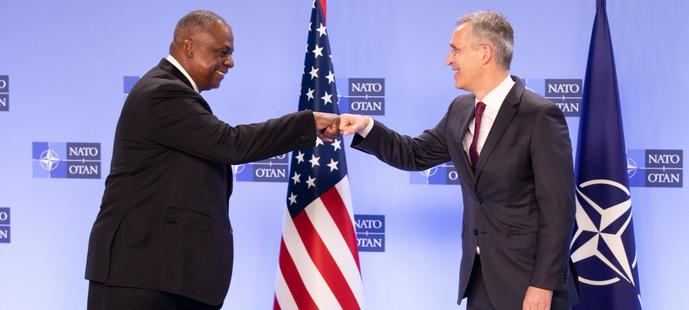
448, 44, 487, 56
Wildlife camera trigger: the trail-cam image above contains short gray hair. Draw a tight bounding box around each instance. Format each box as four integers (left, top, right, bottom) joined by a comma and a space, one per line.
174, 10, 228, 41
458, 11, 514, 69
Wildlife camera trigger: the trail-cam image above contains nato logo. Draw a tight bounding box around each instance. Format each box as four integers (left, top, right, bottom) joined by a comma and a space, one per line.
627, 149, 683, 187
338, 78, 385, 115
0, 207, 10, 243
123, 76, 140, 94
0, 75, 9, 111
32, 142, 101, 179
234, 154, 288, 182
355, 214, 385, 252
410, 162, 460, 185
522, 78, 582, 117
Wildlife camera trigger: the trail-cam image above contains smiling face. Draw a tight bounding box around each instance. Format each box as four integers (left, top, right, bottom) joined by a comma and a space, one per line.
183, 21, 235, 91
445, 23, 484, 92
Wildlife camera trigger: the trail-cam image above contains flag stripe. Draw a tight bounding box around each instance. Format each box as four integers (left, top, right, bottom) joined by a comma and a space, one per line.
334, 176, 354, 217
276, 240, 313, 310
319, 0, 326, 20
304, 196, 363, 305
273, 296, 281, 310
320, 185, 361, 269
282, 213, 340, 309
294, 205, 359, 310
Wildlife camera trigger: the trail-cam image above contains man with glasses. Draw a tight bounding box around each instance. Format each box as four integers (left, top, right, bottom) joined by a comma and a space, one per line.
339, 11, 578, 310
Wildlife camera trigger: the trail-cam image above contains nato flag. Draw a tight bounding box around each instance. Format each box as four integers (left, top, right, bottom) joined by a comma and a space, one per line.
570, 0, 642, 309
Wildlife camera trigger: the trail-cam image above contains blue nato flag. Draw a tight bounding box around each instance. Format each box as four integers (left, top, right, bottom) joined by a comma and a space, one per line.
570, 0, 642, 309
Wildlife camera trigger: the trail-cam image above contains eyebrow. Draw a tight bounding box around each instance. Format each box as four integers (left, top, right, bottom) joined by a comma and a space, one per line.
216, 45, 233, 54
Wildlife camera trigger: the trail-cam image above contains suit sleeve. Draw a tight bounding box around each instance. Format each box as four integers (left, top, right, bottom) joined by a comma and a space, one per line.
529, 104, 576, 290
146, 84, 316, 164
351, 107, 452, 171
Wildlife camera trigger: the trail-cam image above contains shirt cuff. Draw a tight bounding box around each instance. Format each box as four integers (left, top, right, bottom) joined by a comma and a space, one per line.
358, 117, 375, 138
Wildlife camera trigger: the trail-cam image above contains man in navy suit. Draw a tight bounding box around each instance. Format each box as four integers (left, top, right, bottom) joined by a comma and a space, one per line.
85, 10, 338, 309
339, 11, 578, 310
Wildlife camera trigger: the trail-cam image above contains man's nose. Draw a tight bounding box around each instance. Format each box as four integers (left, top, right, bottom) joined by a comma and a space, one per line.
445, 54, 453, 66
224, 56, 235, 69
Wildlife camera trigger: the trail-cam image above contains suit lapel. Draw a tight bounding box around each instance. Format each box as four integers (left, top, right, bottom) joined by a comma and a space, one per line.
158, 59, 214, 114
159, 59, 195, 89
452, 96, 477, 185
474, 77, 524, 179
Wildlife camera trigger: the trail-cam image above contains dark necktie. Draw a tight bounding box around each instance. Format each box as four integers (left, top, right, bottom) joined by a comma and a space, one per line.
469, 101, 486, 171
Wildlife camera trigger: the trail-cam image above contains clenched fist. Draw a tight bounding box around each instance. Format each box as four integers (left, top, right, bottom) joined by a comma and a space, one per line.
338, 113, 371, 136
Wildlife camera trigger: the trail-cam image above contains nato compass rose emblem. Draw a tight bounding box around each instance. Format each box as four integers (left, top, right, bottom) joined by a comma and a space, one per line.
231, 164, 245, 176
627, 156, 638, 179
418, 167, 439, 182
570, 179, 638, 288
39, 148, 60, 172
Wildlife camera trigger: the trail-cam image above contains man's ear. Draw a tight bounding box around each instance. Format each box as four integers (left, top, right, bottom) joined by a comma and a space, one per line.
479, 44, 492, 66
183, 39, 194, 58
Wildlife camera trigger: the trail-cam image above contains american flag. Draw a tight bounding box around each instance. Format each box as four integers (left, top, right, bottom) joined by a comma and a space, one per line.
273, 1, 363, 309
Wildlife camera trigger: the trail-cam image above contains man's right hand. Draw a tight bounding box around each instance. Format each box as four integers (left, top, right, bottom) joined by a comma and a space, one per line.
338, 113, 371, 136
312, 112, 340, 142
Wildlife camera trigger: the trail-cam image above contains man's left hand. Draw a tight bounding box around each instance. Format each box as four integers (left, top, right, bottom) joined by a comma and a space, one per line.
522, 286, 552, 310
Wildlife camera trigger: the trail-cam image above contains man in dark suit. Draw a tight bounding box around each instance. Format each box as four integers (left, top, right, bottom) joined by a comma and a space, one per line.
339, 11, 577, 310
85, 10, 338, 309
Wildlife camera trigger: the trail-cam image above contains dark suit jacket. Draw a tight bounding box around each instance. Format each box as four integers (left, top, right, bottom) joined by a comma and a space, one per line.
85, 59, 316, 305
352, 76, 578, 309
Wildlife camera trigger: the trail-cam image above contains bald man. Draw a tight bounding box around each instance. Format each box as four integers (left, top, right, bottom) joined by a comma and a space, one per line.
85, 10, 338, 309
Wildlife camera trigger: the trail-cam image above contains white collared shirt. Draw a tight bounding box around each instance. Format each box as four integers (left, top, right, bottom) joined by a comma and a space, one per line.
166, 55, 200, 93
462, 75, 515, 161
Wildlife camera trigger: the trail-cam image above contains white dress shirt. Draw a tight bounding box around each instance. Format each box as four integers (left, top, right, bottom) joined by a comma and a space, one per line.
462, 75, 515, 162
166, 55, 200, 93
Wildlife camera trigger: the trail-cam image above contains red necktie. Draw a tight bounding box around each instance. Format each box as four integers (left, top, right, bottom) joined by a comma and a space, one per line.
469, 101, 486, 171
